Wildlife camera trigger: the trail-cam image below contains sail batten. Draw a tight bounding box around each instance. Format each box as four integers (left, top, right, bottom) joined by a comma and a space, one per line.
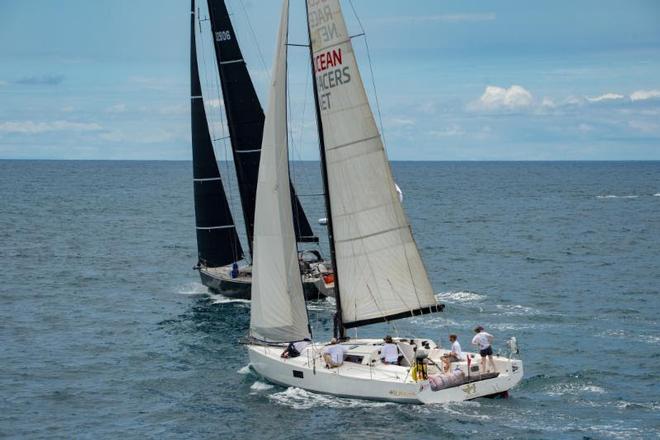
307, 0, 440, 328
190, 0, 244, 268
250, 0, 310, 343
207, 0, 318, 250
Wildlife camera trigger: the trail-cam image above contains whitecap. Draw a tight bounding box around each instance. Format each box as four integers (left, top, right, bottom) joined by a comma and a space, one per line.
250, 381, 274, 392
495, 303, 540, 316
268, 387, 392, 410
546, 383, 605, 396
176, 282, 209, 295
596, 195, 639, 199
654, 193, 660, 197
435, 291, 486, 303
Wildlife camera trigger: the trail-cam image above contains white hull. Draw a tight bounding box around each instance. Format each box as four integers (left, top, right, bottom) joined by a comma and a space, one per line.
248, 338, 523, 404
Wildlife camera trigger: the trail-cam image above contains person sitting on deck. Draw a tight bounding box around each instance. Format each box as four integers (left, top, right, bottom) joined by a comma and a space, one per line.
441, 334, 464, 372
281, 338, 311, 359
380, 335, 399, 365
230, 262, 239, 278
322, 338, 347, 368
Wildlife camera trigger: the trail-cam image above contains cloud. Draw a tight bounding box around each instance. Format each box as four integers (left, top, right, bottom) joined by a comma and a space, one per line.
105, 103, 128, 113
429, 124, 465, 137
471, 85, 533, 111
630, 89, 660, 102
128, 76, 180, 91
389, 117, 416, 127
578, 123, 594, 133
15, 74, 64, 86
0, 120, 102, 134
375, 13, 496, 24
586, 93, 624, 103
628, 120, 659, 133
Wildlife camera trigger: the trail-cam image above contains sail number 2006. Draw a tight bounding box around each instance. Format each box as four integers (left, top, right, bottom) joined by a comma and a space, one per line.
215, 31, 231, 42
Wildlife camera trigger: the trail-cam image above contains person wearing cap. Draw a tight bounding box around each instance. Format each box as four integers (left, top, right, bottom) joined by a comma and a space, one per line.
323, 338, 347, 368
471, 326, 496, 373
380, 335, 399, 365
281, 338, 311, 359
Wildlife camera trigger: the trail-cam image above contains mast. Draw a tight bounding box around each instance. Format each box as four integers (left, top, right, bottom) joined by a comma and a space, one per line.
304, 0, 345, 340
190, 0, 244, 267
206, 0, 318, 256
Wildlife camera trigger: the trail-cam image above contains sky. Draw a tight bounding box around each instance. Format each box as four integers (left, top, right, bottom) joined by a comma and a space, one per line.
0, 0, 659, 160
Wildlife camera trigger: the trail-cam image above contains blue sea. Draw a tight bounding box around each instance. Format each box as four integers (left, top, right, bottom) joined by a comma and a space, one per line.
1, 160, 659, 439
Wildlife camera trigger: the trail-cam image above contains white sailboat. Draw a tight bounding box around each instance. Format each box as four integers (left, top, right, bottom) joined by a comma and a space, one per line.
246, 0, 523, 404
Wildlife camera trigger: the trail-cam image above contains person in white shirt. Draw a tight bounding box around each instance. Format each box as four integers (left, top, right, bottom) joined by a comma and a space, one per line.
441, 334, 464, 372
380, 335, 399, 365
471, 326, 497, 373
323, 338, 347, 368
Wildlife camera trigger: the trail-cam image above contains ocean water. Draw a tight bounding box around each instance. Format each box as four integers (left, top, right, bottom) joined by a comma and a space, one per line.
1, 160, 659, 439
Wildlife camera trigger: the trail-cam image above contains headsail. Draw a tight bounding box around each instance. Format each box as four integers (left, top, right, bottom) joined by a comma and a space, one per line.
206, 0, 318, 251
307, 0, 441, 328
191, 0, 243, 267
250, 0, 310, 342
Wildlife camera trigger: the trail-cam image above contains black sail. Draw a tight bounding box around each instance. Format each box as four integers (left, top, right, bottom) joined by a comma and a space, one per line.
191, 0, 244, 267
206, 0, 318, 252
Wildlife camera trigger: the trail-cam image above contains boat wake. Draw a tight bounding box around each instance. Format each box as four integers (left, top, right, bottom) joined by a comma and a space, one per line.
237, 364, 252, 375
176, 282, 209, 295
250, 381, 274, 393
268, 387, 393, 410
208, 293, 250, 305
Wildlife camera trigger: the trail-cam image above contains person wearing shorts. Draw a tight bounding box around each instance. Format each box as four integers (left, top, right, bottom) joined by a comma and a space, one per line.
471, 326, 497, 373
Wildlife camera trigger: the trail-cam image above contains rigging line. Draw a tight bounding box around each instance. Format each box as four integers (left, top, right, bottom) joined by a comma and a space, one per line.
347, 0, 388, 150
236, 0, 268, 73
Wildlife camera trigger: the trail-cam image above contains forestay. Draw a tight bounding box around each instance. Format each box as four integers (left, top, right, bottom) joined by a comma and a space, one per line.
307, 0, 441, 327
250, 0, 311, 342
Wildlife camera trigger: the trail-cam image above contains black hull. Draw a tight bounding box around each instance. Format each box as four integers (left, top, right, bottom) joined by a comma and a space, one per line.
199, 270, 325, 301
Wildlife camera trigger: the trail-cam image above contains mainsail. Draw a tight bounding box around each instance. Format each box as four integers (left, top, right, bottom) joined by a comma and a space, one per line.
206, 0, 318, 251
250, 0, 311, 342
307, 0, 441, 328
191, 0, 243, 268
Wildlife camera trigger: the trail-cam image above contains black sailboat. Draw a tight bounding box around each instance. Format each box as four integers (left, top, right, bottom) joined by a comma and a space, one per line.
191, 0, 332, 299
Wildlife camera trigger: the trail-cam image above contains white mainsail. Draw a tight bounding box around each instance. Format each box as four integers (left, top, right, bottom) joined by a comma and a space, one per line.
307, 0, 439, 326
250, 0, 310, 342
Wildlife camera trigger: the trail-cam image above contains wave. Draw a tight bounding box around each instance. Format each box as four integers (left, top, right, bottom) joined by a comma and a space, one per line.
306, 297, 336, 311
545, 383, 605, 396
268, 387, 392, 410
596, 195, 639, 199
208, 293, 251, 305
175, 282, 209, 295
599, 329, 659, 345
654, 193, 660, 197
435, 291, 486, 303
494, 303, 541, 316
